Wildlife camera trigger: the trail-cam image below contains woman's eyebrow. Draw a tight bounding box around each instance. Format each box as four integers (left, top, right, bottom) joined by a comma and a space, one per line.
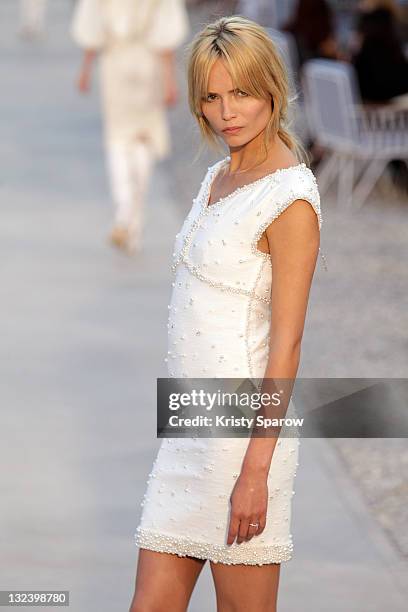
206, 88, 239, 94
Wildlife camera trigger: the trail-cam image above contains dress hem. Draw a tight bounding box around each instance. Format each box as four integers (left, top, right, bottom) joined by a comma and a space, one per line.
134, 527, 293, 566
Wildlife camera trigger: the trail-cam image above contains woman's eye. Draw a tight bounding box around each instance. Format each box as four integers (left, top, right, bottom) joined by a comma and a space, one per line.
204, 91, 247, 102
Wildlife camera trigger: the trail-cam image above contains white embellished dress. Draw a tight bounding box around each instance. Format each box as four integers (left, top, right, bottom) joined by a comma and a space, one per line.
134, 157, 323, 565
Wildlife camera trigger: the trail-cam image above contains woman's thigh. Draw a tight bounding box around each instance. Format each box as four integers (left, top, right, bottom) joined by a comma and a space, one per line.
210, 561, 281, 612
129, 548, 206, 612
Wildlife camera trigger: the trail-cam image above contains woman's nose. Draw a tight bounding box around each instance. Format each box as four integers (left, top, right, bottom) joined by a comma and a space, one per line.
221, 98, 237, 120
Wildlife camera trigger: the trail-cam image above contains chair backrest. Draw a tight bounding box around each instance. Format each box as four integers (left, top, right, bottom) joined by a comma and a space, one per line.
302, 59, 361, 149
235, 0, 297, 28
274, 0, 297, 28
265, 27, 299, 92
235, 0, 277, 26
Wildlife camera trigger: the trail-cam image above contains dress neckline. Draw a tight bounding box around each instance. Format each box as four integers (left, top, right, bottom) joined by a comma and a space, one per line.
203, 156, 307, 211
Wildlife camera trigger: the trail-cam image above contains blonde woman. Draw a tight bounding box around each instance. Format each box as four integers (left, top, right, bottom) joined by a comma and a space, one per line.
130, 15, 326, 612
71, 0, 189, 254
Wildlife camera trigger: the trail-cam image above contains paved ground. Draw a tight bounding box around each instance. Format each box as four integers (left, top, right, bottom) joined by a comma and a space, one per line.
0, 1, 407, 611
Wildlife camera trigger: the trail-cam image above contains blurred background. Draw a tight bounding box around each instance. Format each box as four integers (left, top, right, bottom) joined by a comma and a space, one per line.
0, 0, 407, 610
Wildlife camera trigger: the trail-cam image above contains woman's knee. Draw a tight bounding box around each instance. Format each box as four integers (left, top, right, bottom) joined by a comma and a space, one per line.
129, 594, 187, 612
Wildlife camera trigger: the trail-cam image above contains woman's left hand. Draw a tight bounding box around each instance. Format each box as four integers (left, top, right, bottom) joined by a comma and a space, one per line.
227, 470, 268, 545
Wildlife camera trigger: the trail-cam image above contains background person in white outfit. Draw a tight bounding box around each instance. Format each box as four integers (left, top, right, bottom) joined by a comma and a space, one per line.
19, 0, 47, 38
71, 0, 190, 254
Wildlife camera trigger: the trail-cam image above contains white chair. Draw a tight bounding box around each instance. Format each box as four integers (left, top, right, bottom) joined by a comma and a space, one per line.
265, 27, 312, 145
235, 0, 277, 25
273, 0, 297, 29
302, 58, 408, 208
265, 27, 299, 85
235, 0, 297, 29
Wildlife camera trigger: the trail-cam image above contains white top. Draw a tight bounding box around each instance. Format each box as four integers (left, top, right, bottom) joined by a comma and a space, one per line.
71, 0, 189, 52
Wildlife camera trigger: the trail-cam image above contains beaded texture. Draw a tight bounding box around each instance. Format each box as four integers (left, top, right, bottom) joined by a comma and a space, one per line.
135, 527, 293, 566
134, 157, 321, 565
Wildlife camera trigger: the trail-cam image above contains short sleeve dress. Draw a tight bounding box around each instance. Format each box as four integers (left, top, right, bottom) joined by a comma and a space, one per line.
71, 0, 190, 157
134, 157, 323, 565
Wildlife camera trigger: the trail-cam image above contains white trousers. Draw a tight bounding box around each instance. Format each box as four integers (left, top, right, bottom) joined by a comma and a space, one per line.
20, 0, 47, 34
106, 138, 155, 245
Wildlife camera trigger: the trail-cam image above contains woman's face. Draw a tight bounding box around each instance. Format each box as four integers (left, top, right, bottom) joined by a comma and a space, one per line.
201, 59, 272, 146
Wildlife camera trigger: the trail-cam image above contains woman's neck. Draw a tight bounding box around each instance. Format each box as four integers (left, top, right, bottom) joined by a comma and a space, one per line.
227, 135, 296, 176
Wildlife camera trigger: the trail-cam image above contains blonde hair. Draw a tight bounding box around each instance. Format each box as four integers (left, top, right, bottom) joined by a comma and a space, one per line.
185, 15, 309, 165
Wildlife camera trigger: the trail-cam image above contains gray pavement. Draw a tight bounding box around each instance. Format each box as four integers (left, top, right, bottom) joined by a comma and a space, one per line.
1, 1, 407, 611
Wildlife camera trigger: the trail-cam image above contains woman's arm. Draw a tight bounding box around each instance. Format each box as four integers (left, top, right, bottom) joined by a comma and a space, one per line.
158, 49, 179, 106
76, 49, 97, 93
227, 199, 320, 546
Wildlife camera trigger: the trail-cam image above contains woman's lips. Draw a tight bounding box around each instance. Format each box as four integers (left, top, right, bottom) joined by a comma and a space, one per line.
222, 127, 242, 134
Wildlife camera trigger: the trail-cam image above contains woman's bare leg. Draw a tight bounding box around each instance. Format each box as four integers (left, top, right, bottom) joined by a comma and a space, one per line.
129, 548, 206, 612
210, 561, 281, 612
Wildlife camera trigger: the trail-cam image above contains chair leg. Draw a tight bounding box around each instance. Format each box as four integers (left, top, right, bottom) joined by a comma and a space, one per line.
315, 151, 338, 196
352, 159, 388, 209
345, 157, 354, 209
337, 155, 354, 209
